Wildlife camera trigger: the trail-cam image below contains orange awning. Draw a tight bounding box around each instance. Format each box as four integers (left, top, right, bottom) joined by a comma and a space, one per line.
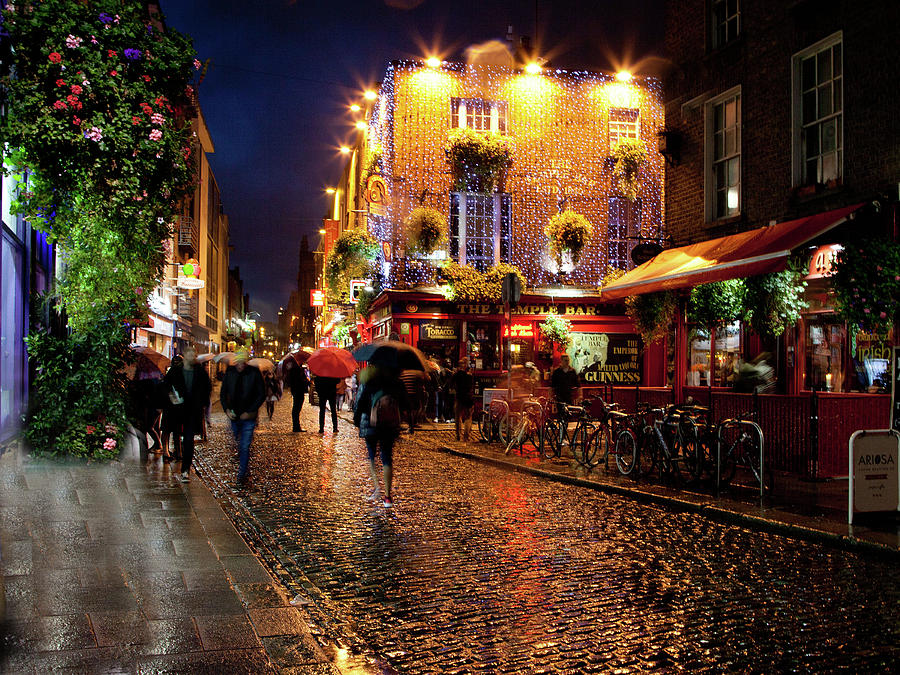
601, 203, 864, 300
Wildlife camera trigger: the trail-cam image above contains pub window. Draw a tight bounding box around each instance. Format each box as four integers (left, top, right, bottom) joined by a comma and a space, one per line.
805, 320, 846, 391
609, 108, 640, 151
468, 322, 500, 371
706, 88, 741, 220
451, 98, 508, 134
449, 193, 512, 272
686, 322, 743, 388
607, 196, 641, 270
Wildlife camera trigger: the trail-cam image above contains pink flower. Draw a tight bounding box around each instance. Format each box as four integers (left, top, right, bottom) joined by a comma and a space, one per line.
56, 78, 66, 87
53, 100, 67, 110
108, 50, 117, 58
86, 425, 96, 434
106, 423, 118, 434
142, 75, 151, 82
72, 116, 81, 125
103, 438, 117, 450
151, 112, 164, 125
70, 84, 82, 95
877, 266, 883, 271
149, 129, 162, 141
49, 52, 62, 63
879, 311, 887, 319
65, 35, 82, 49
863, 308, 871, 314
110, 70, 118, 77
84, 126, 103, 142
91, 35, 98, 45
131, 116, 140, 125
193, 58, 202, 70
135, 287, 143, 295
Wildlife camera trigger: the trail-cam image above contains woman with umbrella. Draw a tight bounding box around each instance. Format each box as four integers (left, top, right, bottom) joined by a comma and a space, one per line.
306, 347, 357, 434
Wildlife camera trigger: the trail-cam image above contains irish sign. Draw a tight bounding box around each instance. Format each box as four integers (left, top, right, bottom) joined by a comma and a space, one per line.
567, 333, 642, 385
848, 429, 900, 524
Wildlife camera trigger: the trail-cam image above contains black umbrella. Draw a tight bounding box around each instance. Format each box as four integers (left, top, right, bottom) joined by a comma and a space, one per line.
352, 340, 427, 371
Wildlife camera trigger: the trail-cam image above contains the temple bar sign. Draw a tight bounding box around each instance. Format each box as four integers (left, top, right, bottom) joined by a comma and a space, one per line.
456, 303, 603, 316
568, 333, 643, 385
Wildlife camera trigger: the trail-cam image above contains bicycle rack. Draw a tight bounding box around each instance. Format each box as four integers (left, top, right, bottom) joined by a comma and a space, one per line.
715, 418, 766, 499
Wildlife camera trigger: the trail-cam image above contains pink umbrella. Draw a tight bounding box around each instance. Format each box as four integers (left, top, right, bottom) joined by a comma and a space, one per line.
306, 347, 357, 378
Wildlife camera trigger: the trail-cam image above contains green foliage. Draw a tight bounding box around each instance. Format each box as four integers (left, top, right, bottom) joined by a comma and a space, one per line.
325, 228, 378, 304
688, 279, 746, 327
599, 265, 627, 288
359, 143, 382, 191
544, 210, 593, 268
438, 262, 526, 302
625, 291, 676, 345
540, 314, 572, 347
444, 127, 514, 192
23, 301, 130, 460
743, 261, 808, 337
332, 322, 351, 346
612, 138, 648, 201
405, 207, 448, 256
831, 239, 900, 334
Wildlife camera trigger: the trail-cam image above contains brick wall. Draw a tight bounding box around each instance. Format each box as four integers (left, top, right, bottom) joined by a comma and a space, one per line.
664, 0, 900, 245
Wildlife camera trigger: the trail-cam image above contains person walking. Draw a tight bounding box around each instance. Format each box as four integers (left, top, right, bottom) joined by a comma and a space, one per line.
314, 375, 340, 434
163, 345, 211, 483
220, 349, 266, 484
264, 370, 281, 421
399, 368, 427, 434
286, 362, 310, 432
450, 358, 475, 442
336, 376, 348, 412
551, 354, 579, 405
354, 365, 407, 508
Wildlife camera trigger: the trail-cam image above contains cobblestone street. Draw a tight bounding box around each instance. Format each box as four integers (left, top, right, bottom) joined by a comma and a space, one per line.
197, 400, 900, 673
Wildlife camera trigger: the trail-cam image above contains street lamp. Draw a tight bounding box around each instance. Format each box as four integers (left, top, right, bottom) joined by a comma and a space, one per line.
364, 89, 376, 100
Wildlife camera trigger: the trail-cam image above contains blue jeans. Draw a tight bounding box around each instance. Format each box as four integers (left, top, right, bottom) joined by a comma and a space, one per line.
231, 418, 256, 480
365, 434, 395, 467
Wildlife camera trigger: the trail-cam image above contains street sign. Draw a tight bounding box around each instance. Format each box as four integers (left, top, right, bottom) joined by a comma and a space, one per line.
848, 429, 900, 524
310, 289, 325, 307
501, 272, 522, 306
631, 242, 663, 266
349, 279, 371, 303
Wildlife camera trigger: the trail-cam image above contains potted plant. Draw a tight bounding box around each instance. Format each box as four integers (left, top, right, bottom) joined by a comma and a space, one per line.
625, 291, 677, 345
830, 239, 900, 334
743, 261, 808, 337
444, 127, 514, 193
544, 210, 594, 271
612, 138, 648, 201
405, 207, 448, 257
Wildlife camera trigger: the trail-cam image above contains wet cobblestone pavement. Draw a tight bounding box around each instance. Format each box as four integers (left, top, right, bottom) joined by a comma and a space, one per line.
197, 401, 900, 673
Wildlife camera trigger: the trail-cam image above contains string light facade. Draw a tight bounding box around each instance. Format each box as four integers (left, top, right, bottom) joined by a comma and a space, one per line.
345, 60, 665, 291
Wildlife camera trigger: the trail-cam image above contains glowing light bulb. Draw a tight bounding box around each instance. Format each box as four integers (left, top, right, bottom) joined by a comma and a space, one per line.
616, 70, 632, 82
355, 121, 367, 130
339, 146, 351, 154
364, 90, 377, 100
319, 228, 326, 234
525, 62, 542, 75
325, 188, 335, 194
349, 103, 361, 112
426, 57, 441, 68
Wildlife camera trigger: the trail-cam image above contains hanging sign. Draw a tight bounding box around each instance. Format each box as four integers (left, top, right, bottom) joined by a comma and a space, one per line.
364, 175, 390, 216
569, 333, 643, 385
177, 258, 205, 289
421, 322, 459, 341
806, 244, 842, 279
311, 289, 325, 307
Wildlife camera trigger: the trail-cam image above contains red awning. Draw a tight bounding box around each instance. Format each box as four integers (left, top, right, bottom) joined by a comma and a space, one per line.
601, 203, 864, 300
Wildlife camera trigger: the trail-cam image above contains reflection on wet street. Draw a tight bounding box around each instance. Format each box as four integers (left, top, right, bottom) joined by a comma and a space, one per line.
198, 401, 899, 672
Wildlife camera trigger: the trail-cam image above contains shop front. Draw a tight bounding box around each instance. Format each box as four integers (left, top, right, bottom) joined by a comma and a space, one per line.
366, 290, 663, 398
600, 202, 895, 478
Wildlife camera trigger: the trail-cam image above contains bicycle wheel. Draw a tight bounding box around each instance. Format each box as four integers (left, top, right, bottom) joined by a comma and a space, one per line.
571, 422, 595, 466
636, 428, 657, 477
583, 425, 608, 468
743, 435, 774, 493
477, 410, 491, 442
542, 419, 562, 459
614, 428, 637, 476
497, 411, 516, 447
718, 438, 740, 485
654, 427, 678, 483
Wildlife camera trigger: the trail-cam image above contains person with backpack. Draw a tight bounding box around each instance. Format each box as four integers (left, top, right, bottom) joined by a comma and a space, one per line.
353, 365, 407, 508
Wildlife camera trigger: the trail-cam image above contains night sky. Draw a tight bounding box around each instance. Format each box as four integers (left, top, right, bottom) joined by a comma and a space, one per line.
162, 0, 666, 322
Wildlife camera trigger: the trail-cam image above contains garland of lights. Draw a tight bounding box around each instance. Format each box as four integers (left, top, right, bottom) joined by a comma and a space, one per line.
357, 60, 665, 291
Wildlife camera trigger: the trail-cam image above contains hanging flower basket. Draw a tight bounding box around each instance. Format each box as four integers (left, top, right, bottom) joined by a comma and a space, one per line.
688, 279, 746, 327
405, 207, 448, 256
743, 261, 808, 338
830, 239, 900, 334
324, 229, 379, 304
612, 138, 648, 201
540, 314, 572, 348
544, 210, 593, 270
625, 291, 676, 345
444, 127, 514, 193
438, 262, 525, 302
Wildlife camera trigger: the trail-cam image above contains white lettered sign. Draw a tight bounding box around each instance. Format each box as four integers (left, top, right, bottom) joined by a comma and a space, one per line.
848, 429, 900, 524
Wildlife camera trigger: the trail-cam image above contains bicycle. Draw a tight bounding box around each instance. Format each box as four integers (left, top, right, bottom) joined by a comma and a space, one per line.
478, 397, 509, 444
503, 398, 547, 455
716, 412, 772, 493
541, 402, 596, 466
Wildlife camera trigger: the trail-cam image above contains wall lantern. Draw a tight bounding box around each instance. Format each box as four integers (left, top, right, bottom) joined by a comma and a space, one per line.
657, 129, 681, 167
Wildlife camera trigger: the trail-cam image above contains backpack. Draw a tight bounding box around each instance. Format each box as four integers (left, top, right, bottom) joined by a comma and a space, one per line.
370, 392, 402, 432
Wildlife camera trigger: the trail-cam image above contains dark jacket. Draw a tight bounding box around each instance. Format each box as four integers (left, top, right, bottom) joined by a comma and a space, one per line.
449, 368, 475, 407
551, 366, 579, 404
286, 365, 310, 395
314, 375, 340, 398
163, 364, 211, 428
220, 364, 266, 419
354, 368, 408, 439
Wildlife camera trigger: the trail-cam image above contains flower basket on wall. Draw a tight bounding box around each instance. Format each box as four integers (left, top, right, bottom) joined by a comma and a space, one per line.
625, 291, 676, 345
544, 210, 594, 270
830, 239, 900, 334
687, 279, 746, 327
743, 261, 808, 338
540, 314, 572, 349
612, 138, 648, 201
444, 127, 514, 193
405, 207, 448, 256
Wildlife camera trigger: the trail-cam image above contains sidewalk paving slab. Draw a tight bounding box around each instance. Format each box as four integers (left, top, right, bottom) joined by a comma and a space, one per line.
0, 438, 340, 675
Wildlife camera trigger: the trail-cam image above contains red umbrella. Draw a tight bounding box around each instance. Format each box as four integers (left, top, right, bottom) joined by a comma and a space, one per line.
306, 347, 357, 378
276, 350, 312, 379
124, 345, 170, 379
